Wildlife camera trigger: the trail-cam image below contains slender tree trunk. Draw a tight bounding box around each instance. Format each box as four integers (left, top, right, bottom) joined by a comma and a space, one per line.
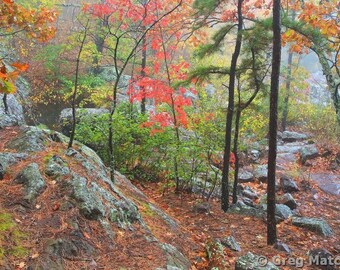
68, 20, 89, 149
281, 10, 295, 131
267, 0, 281, 245
141, 34, 147, 114
281, 52, 293, 131
232, 105, 241, 204
221, 0, 243, 212
3, 94, 8, 114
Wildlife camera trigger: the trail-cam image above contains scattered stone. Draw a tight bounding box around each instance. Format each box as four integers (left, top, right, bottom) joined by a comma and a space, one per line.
230, 201, 264, 218
277, 143, 304, 154
238, 169, 254, 183
242, 188, 259, 200
277, 193, 297, 210
280, 176, 299, 193
193, 202, 211, 213
292, 217, 333, 237
241, 197, 255, 207
260, 204, 293, 222
249, 150, 261, 162
300, 144, 319, 164
254, 165, 268, 182
235, 252, 279, 270
274, 241, 291, 253
282, 131, 309, 142
275, 204, 293, 222
221, 236, 241, 252
14, 163, 46, 203
308, 249, 335, 270
45, 155, 70, 179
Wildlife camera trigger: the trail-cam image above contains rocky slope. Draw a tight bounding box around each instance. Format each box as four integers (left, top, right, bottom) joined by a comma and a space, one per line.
0, 125, 191, 270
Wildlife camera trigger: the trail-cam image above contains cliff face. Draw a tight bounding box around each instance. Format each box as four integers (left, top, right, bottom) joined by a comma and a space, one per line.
0, 125, 191, 270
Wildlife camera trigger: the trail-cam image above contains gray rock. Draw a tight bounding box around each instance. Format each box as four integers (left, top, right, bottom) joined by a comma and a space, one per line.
69, 173, 106, 220
274, 241, 291, 253
0, 93, 25, 128
242, 188, 259, 200
0, 153, 28, 180
161, 243, 191, 270
230, 201, 265, 218
235, 252, 279, 270
45, 155, 70, 178
282, 131, 309, 142
310, 173, 340, 196
260, 204, 293, 222
308, 248, 335, 269
275, 204, 293, 222
249, 149, 261, 162
280, 176, 299, 193
59, 108, 109, 137
14, 163, 46, 202
300, 145, 318, 164
292, 217, 333, 237
277, 193, 297, 210
277, 142, 305, 154
221, 236, 241, 252
238, 169, 254, 183
6, 126, 50, 152
254, 165, 268, 182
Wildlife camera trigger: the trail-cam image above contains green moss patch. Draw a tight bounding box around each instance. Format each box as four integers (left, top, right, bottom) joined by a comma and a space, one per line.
0, 212, 29, 260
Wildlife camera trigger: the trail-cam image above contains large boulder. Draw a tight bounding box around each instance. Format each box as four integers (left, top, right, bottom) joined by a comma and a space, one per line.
0, 75, 30, 128
308, 248, 336, 270
0, 126, 191, 269
292, 217, 333, 237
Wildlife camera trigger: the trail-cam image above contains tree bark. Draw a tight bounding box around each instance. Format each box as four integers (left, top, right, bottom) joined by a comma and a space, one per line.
267, 0, 281, 245
221, 0, 243, 212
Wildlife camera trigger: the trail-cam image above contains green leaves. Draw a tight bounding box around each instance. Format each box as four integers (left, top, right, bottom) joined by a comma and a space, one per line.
193, 0, 220, 15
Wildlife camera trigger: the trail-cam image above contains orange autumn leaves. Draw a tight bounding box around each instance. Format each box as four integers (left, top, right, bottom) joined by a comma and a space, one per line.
0, 0, 57, 95
282, 0, 339, 56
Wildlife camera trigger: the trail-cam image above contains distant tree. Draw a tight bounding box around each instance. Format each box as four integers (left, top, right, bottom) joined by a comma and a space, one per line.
282, 0, 340, 123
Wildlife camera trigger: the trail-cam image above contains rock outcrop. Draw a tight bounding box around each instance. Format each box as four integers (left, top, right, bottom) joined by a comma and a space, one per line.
0, 125, 191, 269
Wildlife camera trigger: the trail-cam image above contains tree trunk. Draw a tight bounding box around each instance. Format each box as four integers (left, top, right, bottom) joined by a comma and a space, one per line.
267, 0, 281, 245
68, 21, 89, 149
281, 52, 293, 131
221, 0, 243, 212
2, 94, 8, 114
141, 34, 147, 114
232, 106, 241, 204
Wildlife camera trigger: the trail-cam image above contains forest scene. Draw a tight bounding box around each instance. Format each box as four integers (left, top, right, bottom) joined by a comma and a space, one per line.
0, 0, 339, 269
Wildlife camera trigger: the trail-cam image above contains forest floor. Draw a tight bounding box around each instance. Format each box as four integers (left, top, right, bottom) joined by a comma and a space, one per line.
134, 144, 340, 270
